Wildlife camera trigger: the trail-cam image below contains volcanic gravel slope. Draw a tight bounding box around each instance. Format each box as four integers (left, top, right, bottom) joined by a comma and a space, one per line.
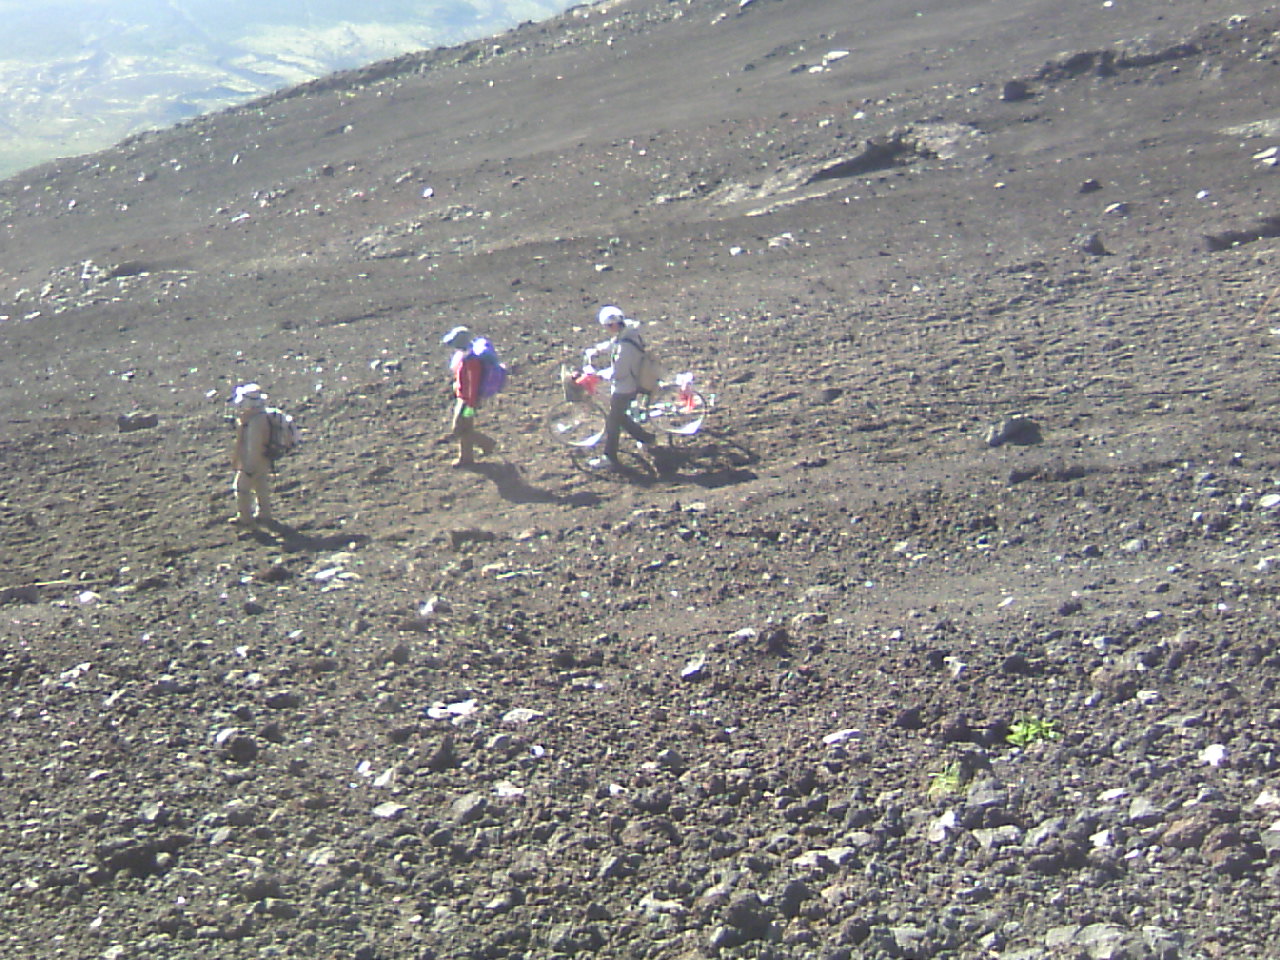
3, 0, 1280, 957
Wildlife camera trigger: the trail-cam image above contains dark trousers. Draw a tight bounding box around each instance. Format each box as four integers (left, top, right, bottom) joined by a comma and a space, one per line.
603, 392, 655, 458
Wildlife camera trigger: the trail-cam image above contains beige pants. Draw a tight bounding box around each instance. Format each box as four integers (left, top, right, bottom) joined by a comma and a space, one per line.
234, 470, 272, 523
451, 399, 495, 463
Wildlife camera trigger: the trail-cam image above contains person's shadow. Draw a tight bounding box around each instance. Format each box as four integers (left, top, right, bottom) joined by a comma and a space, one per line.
259, 520, 371, 553
471, 460, 601, 507
646, 432, 760, 488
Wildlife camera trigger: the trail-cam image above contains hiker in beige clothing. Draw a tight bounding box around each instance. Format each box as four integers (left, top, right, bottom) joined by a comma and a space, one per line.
229, 383, 274, 527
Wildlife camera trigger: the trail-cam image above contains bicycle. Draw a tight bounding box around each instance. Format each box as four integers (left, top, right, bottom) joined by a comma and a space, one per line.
544, 365, 713, 449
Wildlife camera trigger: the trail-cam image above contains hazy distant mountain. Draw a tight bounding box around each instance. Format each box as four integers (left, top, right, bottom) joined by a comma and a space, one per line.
0, 0, 573, 178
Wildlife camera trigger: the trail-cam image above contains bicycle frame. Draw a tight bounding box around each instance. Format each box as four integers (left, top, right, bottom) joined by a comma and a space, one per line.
547, 366, 712, 449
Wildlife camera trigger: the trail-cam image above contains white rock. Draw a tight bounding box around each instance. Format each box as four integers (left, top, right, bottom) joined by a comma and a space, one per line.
60, 662, 92, 681
927, 810, 958, 843
1201, 743, 1228, 767
305, 846, 336, 866
793, 846, 859, 869
426, 698, 479, 721
973, 825, 1022, 849
502, 707, 544, 724
637, 893, 686, 917
214, 727, 242, 746
680, 657, 707, 681
822, 728, 861, 745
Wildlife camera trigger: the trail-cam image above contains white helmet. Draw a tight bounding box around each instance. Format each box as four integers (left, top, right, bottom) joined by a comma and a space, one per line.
231, 382, 267, 406
597, 305, 626, 326
441, 325, 471, 348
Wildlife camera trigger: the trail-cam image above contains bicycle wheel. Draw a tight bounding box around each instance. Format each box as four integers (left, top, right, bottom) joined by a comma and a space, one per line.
640, 386, 709, 436
544, 398, 608, 448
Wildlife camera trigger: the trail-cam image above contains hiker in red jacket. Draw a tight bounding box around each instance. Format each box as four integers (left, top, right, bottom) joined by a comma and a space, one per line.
442, 326, 497, 467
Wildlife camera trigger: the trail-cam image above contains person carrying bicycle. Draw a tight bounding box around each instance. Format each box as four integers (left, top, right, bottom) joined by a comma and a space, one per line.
586, 305, 656, 468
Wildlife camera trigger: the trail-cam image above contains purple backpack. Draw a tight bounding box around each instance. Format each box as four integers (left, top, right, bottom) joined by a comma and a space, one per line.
471, 337, 508, 400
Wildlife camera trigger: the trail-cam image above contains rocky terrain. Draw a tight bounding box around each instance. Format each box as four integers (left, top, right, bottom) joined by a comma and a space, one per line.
2, 0, 1280, 957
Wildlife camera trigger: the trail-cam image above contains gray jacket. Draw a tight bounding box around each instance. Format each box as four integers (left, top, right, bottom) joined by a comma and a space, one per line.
608, 328, 646, 395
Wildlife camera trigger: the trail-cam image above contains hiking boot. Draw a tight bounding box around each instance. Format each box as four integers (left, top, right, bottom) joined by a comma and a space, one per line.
452, 457, 475, 468
228, 515, 255, 529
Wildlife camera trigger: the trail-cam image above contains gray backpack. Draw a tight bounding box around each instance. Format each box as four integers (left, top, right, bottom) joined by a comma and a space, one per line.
263, 408, 301, 461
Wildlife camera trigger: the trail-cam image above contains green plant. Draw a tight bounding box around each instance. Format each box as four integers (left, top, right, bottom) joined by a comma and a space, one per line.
926, 760, 964, 799
1006, 716, 1061, 748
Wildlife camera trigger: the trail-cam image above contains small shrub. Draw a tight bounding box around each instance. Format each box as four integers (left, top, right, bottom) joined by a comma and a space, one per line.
926, 760, 964, 799
1006, 716, 1061, 748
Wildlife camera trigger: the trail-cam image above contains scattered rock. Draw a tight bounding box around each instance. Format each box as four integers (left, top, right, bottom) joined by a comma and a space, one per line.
3, 4, 1279, 958
1078, 232, 1108, 256
116, 412, 159, 432
372, 802, 407, 820
985, 416, 1042, 447
449, 528, 497, 549
1000, 79, 1032, 101
450, 792, 488, 824
680, 656, 707, 681
215, 728, 259, 763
